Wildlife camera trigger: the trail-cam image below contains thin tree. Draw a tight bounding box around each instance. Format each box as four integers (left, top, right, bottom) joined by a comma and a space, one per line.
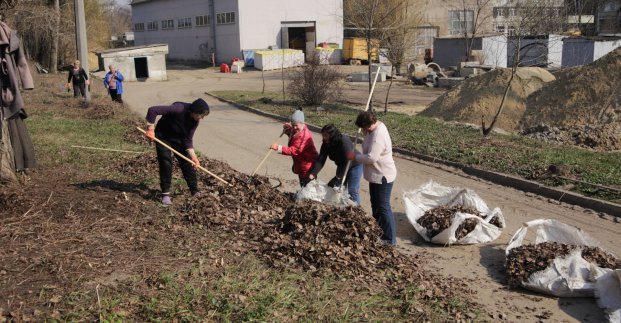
382, 0, 424, 113
482, 0, 568, 136
344, 0, 412, 110
442, 0, 495, 62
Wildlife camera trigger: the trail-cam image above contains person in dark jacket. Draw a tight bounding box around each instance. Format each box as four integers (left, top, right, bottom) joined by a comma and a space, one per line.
309, 124, 363, 205
144, 98, 210, 205
66, 60, 89, 98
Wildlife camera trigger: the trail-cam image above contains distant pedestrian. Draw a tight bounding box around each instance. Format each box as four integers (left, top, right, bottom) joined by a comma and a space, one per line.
66, 60, 89, 98
347, 111, 397, 245
309, 124, 363, 205
144, 98, 210, 206
103, 65, 124, 103
270, 109, 318, 187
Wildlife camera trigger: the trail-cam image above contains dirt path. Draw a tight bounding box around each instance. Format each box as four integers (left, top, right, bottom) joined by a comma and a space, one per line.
122, 68, 620, 322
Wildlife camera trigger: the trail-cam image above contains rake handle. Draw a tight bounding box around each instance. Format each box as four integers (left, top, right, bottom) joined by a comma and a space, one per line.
251, 131, 285, 177
340, 65, 382, 188
137, 127, 232, 186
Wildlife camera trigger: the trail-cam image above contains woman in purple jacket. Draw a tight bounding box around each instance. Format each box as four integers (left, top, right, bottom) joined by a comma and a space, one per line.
144, 98, 210, 205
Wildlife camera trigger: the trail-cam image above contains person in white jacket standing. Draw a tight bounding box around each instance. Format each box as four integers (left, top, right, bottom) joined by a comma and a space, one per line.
347, 111, 397, 245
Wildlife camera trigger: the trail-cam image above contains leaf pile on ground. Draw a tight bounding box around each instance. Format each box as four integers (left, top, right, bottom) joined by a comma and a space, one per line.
416, 205, 485, 240
506, 241, 621, 287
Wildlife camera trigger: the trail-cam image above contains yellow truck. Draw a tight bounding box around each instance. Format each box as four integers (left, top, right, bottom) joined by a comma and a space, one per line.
343, 37, 379, 64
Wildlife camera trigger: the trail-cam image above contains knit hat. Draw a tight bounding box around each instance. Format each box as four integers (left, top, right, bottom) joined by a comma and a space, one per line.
189, 98, 210, 115
291, 109, 304, 124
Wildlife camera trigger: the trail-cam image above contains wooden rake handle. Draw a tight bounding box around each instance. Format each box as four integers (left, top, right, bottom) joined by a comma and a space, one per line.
340, 65, 382, 188
251, 130, 285, 177
137, 127, 232, 186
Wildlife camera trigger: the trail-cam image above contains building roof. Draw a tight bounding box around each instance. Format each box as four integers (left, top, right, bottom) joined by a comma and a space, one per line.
96, 44, 168, 55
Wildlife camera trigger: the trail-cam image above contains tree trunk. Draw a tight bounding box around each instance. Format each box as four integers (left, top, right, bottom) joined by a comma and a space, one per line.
50, 0, 60, 73
0, 113, 18, 183
384, 66, 394, 114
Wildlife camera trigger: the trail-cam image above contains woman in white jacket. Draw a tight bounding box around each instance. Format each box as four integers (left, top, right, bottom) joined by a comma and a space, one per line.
347, 111, 397, 245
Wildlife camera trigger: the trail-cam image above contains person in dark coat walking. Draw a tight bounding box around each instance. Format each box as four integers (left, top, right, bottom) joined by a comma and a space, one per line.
309, 124, 363, 205
144, 98, 210, 205
66, 60, 90, 98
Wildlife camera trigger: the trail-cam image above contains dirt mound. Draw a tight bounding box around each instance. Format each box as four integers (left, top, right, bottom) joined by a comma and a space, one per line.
522, 48, 621, 129
506, 242, 621, 287
521, 123, 621, 150
421, 67, 555, 132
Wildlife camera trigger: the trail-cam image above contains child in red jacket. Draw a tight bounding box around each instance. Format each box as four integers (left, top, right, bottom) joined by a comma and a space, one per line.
271, 109, 318, 186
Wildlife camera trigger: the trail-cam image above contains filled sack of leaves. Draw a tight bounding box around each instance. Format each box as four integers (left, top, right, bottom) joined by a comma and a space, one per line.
402, 181, 505, 245
595, 269, 621, 323
506, 219, 621, 297
296, 179, 355, 208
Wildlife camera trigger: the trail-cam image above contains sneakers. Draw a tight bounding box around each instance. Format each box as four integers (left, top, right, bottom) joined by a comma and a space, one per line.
161, 195, 172, 206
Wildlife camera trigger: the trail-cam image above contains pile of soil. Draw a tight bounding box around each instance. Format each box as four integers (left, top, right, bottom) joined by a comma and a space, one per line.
521, 123, 621, 150
520, 48, 621, 150
522, 48, 621, 129
417, 205, 488, 240
506, 241, 621, 287
421, 67, 555, 132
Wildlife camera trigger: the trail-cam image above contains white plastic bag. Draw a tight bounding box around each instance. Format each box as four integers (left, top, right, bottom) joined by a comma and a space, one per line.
506, 219, 615, 297
595, 269, 621, 323
296, 179, 355, 208
402, 181, 505, 245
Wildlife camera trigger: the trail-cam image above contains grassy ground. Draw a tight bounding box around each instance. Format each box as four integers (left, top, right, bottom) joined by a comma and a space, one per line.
0, 72, 484, 321
210, 90, 621, 204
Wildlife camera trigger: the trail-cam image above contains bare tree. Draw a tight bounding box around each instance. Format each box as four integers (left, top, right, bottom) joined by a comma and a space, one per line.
288, 54, 342, 106
382, 0, 425, 113
343, 0, 411, 101
482, 0, 568, 136
441, 0, 495, 62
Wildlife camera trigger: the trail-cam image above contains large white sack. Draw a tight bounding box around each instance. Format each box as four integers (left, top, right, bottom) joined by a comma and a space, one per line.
296, 179, 355, 208
506, 219, 615, 297
402, 181, 505, 245
595, 269, 621, 323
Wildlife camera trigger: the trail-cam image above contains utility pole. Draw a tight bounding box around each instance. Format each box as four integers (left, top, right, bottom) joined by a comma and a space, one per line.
75, 0, 90, 102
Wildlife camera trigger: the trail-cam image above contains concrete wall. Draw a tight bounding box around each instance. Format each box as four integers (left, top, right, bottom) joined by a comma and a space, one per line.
482, 35, 507, 67
594, 38, 621, 60
433, 37, 482, 68
99, 46, 169, 81
213, 0, 242, 63
132, 0, 212, 61
237, 0, 343, 52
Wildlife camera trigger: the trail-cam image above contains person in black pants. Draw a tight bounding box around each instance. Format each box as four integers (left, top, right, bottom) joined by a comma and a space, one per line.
144, 98, 210, 205
66, 60, 89, 98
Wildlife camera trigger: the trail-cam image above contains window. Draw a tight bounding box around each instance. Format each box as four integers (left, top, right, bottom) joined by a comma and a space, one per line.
495, 25, 505, 33
178, 17, 192, 28
196, 15, 209, 26
162, 19, 174, 30
508, 26, 516, 36
448, 10, 474, 35
216, 12, 236, 25
134, 23, 144, 32
509, 8, 517, 17
147, 21, 158, 31
494, 7, 504, 18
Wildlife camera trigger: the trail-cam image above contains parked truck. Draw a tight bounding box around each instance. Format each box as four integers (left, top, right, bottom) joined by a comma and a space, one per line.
343, 37, 379, 65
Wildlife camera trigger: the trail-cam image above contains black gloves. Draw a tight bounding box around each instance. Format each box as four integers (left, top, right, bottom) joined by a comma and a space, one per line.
328, 177, 341, 188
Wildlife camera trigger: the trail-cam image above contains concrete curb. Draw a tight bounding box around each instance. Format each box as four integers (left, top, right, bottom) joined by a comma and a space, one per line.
205, 91, 621, 217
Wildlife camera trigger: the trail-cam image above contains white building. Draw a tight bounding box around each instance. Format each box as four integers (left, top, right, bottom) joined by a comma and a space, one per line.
130, 0, 343, 64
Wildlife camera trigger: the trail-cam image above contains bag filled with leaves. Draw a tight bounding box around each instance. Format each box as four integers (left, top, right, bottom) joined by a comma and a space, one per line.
506, 219, 621, 297
402, 181, 505, 245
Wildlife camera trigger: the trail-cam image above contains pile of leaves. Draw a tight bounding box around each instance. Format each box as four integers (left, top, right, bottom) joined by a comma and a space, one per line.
506, 242, 621, 287
416, 205, 482, 240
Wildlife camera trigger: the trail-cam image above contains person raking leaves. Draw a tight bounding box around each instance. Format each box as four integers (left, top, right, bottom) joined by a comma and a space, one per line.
309, 124, 363, 205
270, 109, 318, 187
144, 98, 210, 206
